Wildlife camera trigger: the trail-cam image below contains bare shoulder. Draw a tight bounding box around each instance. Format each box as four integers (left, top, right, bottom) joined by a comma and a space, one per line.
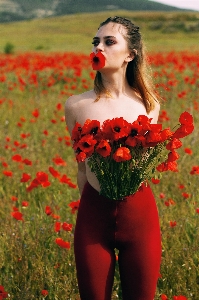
65, 90, 95, 134
149, 100, 160, 124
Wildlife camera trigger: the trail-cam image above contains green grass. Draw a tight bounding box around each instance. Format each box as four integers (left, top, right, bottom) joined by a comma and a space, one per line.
0, 10, 199, 53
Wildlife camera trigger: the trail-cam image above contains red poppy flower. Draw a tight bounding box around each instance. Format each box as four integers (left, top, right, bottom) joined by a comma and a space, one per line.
32, 108, 39, 118
71, 122, 82, 142
22, 201, 29, 207
90, 52, 105, 70
49, 166, 60, 178
68, 200, 80, 214
113, 147, 131, 162
95, 140, 111, 157
167, 150, 180, 162
166, 138, 182, 151
45, 205, 53, 216
159, 128, 173, 142
3, 170, 13, 177
190, 166, 199, 175
41, 290, 48, 297
36, 171, 51, 187
11, 196, 18, 201
22, 158, 32, 165
62, 222, 72, 231
76, 151, 87, 162
11, 211, 24, 221
173, 123, 194, 138
52, 155, 67, 166
12, 154, 22, 162
151, 178, 160, 184
179, 111, 193, 125
55, 238, 70, 249
170, 220, 177, 227
0, 285, 8, 299
161, 295, 168, 300
173, 296, 187, 300
102, 117, 130, 141
81, 119, 100, 136
20, 173, 31, 182
184, 147, 192, 155
77, 135, 97, 155
54, 221, 61, 232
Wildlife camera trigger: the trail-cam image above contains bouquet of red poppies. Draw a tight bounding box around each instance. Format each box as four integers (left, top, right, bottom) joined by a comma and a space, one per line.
71, 112, 194, 200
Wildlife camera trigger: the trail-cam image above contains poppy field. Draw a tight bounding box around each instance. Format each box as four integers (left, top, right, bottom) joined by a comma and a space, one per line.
0, 49, 199, 300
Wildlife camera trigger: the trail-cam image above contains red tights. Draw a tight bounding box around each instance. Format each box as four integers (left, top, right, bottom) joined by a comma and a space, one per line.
74, 182, 161, 300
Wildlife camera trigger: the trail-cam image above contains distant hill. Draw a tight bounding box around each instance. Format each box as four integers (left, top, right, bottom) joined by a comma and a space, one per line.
0, 0, 186, 23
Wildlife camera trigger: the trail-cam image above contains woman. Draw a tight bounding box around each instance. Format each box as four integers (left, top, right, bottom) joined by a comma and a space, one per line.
65, 16, 161, 300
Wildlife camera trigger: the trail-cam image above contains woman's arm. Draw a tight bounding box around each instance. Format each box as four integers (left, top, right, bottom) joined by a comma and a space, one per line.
65, 96, 87, 195
77, 162, 87, 195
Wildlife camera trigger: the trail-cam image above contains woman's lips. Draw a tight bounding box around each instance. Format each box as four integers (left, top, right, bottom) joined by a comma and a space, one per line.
90, 52, 105, 70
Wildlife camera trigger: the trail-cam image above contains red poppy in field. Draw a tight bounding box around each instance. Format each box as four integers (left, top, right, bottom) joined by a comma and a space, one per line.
49, 166, 60, 178
55, 238, 70, 249
56, 103, 62, 110
81, 119, 100, 136
0, 285, 8, 299
184, 147, 192, 155
11, 196, 18, 201
173, 123, 194, 138
26, 178, 40, 192
90, 51, 105, 70
54, 221, 61, 232
22, 158, 32, 166
166, 138, 182, 151
62, 222, 72, 231
179, 111, 193, 125
41, 290, 48, 297
11, 211, 24, 221
170, 220, 177, 227
43, 130, 48, 135
68, 200, 80, 214
102, 117, 130, 141
161, 295, 168, 300
32, 108, 39, 118
20, 173, 31, 182
173, 296, 187, 300
95, 140, 111, 157
45, 206, 53, 216
190, 166, 199, 175
36, 171, 51, 187
77, 135, 97, 155
113, 147, 131, 162
182, 192, 190, 199
151, 178, 160, 184
167, 150, 180, 162
3, 170, 13, 177
22, 201, 29, 207
12, 154, 22, 162
2, 161, 8, 168
52, 155, 67, 166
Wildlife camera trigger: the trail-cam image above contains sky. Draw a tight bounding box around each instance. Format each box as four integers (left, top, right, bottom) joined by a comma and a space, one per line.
150, 0, 199, 11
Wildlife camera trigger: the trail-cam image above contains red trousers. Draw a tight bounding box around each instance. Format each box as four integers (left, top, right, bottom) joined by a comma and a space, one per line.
74, 182, 161, 300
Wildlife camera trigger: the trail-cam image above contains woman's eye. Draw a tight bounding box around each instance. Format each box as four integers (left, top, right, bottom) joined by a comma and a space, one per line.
92, 41, 99, 46
106, 39, 115, 46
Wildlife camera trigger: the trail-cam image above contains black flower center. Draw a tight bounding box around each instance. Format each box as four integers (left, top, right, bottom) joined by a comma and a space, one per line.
83, 142, 90, 148
93, 57, 99, 63
130, 129, 138, 137
90, 127, 98, 134
114, 126, 121, 132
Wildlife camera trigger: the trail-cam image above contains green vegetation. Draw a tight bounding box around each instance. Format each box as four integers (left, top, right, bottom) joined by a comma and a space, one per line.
0, 11, 199, 54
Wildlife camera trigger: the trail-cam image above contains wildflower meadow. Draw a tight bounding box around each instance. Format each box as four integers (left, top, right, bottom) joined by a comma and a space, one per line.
0, 32, 199, 300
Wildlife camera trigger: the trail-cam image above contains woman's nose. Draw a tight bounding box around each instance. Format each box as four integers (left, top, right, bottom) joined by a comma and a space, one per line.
95, 42, 104, 52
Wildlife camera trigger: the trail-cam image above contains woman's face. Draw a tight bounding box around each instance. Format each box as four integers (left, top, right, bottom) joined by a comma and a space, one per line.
92, 22, 132, 71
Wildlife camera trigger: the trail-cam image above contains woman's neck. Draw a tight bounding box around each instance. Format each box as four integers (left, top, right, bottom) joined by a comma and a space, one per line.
101, 71, 131, 99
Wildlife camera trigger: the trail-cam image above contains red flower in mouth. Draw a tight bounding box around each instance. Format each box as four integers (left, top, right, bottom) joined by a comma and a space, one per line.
90, 52, 105, 70
95, 140, 111, 157
113, 147, 131, 162
102, 117, 130, 141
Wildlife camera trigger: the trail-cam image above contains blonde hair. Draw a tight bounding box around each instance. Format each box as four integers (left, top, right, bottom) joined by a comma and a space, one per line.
94, 16, 158, 114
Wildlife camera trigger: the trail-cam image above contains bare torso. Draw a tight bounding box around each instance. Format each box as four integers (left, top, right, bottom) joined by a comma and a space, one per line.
65, 89, 160, 192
